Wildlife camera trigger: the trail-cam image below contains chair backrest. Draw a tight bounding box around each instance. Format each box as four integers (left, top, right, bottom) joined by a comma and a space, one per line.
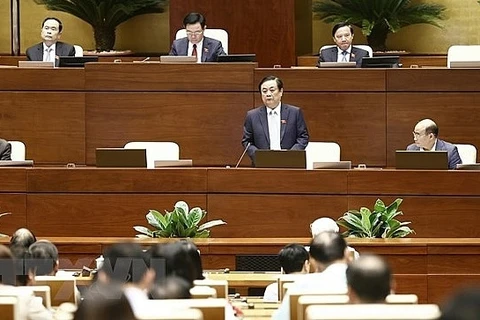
34, 276, 77, 307
289, 289, 348, 320
385, 294, 418, 304
193, 279, 228, 299
278, 274, 304, 301
138, 298, 227, 320
447, 45, 480, 68
298, 295, 350, 320
29, 285, 52, 309
454, 143, 477, 164
73, 45, 84, 57
175, 29, 229, 54
319, 45, 373, 58
124, 141, 180, 169
190, 285, 217, 299
0, 296, 19, 320
305, 304, 441, 320
137, 308, 204, 320
7, 141, 26, 161
305, 142, 341, 170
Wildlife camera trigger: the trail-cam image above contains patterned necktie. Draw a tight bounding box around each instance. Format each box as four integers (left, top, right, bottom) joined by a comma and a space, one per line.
45, 47, 53, 62
192, 44, 197, 57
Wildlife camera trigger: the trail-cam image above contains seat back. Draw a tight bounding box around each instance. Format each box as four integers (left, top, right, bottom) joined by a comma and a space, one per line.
447, 45, 480, 68
305, 304, 441, 320
305, 142, 341, 170
124, 142, 180, 169
190, 285, 217, 299
175, 29, 229, 54
193, 279, 228, 299
289, 288, 348, 320
298, 295, 350, 320
278, 274, 304, 301
138, 298, 227, 320
34, 276, 77, 306
0, 296, 19, 320
385, 294, 418, 304
8, 141, 26, 161
73, 45, 84, 57
137, 308, 204, 320
454, 143, 477, 164
30, 285, 52, 309
319, 45, 373, 58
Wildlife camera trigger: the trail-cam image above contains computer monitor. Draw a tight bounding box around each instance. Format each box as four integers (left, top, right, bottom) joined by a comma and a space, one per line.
217, 54, 256, 62
58, 56, 99, 68
255, 150, 306, 168
361, 56, 401, 68
395, 150, 448, 170
96, 148, 147, 168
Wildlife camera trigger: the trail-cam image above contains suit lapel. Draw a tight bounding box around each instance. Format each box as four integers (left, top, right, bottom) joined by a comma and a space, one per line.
280, 104, 289, 142
34, 43, 43, 61
202, 38, 210, 62
259, 107, 270, 145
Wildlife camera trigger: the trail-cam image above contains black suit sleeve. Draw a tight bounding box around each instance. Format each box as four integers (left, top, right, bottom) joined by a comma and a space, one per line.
0, 143, 12, 161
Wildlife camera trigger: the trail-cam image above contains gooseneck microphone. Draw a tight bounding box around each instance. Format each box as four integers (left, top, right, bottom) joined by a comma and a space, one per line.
235, 142, 251, 168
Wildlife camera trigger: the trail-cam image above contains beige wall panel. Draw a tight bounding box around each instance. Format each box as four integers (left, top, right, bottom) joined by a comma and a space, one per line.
0, 2, 11, 53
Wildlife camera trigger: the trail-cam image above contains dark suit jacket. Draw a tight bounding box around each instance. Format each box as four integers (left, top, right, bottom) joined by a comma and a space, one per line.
317, 46, 370, 67
242, 103, 309, 162
407, 138, 462, 169
26, 42, 76, 67
0, 139, 11, 161
169, 37, 226, 62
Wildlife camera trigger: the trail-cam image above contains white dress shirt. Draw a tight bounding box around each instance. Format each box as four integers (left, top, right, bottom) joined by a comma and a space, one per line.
267, 103, 282, 150
188, 39, 204, 63
337, 46, 352, 62
42, 43, 56, 63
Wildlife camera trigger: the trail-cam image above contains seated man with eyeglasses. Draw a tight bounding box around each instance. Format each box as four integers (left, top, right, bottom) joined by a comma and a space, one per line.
169, 12, 225, 62
407, 118, 462, 169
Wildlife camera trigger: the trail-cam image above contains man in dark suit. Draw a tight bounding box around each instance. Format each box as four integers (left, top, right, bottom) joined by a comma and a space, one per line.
317, 22, 370, 68
169, 12, 225, 62
26, 17, 75, 67
407, 118, 462, 169
242, 75, 309, 164
0, 139, 11, 160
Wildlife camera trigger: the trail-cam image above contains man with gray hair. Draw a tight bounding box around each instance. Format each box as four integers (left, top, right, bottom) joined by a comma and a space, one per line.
310, 217, 359, 260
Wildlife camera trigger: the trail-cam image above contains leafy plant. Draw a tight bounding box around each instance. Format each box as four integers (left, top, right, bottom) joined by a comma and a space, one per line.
33, 0, 168, 51
312, 0, 446, 51
134, 201, 226, 238
0, 212, 12, 237
337, 198, 414, 238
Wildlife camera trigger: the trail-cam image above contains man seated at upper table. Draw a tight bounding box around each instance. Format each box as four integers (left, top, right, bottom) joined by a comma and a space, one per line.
26, 17, 75, 67
241, 75, 309, 165
317, 22, 370, 68
407, 118, 462, 169
0, 138, 11, 160
169, 12, 226, 63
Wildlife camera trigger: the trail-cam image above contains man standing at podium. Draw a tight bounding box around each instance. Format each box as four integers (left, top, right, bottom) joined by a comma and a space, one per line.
26, 17, 75, 67
242, 75, 309, 164
169, 12, 225, 62
407, 118, 462, 169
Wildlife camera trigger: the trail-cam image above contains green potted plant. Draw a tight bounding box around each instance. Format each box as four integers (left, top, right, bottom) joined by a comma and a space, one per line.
337, 198, 414, 238
134, 201, 226, 238
312, 0, 446, 51
33, 0, 168, 52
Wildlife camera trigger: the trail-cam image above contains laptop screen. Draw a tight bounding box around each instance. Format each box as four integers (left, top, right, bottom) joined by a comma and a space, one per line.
255, 150, 306, 168
96, 148, 147, 168
395, 150, 448, 170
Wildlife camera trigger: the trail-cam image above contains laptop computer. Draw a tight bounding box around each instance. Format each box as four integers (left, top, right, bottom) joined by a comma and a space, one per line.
456, 163, 480, 170
96, 148, 147, 168
395, 150, 448, 170
217, 54, 256, 62
255, 150, 306, 168
18, 61, 54, 68
0, 160, 34, 167
449, 61, 480, 68
318, 62, 356, 68
313, 161, 352, 169
58, 56, 99, 67
160, 56, 197, 63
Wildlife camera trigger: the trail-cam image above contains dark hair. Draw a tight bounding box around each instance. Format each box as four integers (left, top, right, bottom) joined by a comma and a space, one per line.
28, 240, 59, 276
309, 231, 346, 265
346, 254, 392, 303
42, 17, 63, 33
424, 122, 439, 137
101, 243, 149, 284
149, 275, 192, 299
278, 244, 308, 274
440, 287, 480, 320
10, 228, 37, 250
332, 22, 354, 37
258, 75, 284, 92
183, 12, 206, 29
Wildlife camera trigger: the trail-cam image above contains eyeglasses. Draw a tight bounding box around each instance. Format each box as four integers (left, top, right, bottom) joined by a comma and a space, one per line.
186, 30, 203, 36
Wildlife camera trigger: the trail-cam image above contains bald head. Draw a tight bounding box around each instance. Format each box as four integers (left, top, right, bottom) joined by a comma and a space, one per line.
10, 228, 36, 250
346, 254, 392, 303
412, 118, 438, 150
309, 232, 347, 271
414, 119, 438, 137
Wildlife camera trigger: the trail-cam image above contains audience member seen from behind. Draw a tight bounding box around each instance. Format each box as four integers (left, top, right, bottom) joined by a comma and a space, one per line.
407, 118, 462, 169
273, 232, 349, 320
310, 217, 359, 260
440, 287, 480, 320
28, 240, 59, 276
0, 138, 11, 160
317, 22, 370, 68
346, 254, 393, 303
242, 75, 309, 165
263, 244, 310, 302
26, 17, 75, 67
169, 12, 225, 62
10, 228, 37, 252
149, 275, 192, 299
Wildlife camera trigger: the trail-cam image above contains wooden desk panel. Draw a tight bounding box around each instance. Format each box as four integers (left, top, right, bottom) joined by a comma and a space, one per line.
28, 168, 207, 193
27, 194, 207, 237
394, 275, 428, 303
85, 92, 252, 166
208, 194, 348, 237
0, 194, 27, 236
207, 168, 347, 194
254, 68, 385, 92
386, 93, 480, 166
428, 275, 480, 304
0, 68, 84, 91
85, 63, 255, 91
0, 168, 27, 192
0, 92, 85, 164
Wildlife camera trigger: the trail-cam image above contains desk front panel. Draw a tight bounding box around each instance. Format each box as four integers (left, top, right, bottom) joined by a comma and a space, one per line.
0, 194, 27, 236
85, 92, 253, 166
0, 68, 84, 91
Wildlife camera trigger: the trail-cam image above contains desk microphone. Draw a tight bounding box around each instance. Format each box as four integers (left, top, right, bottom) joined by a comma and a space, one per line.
141, 57, 150, 62
235, 142, 250, 168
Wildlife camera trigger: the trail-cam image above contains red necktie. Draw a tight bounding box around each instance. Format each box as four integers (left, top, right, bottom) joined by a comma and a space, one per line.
192, 44, 197, 57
